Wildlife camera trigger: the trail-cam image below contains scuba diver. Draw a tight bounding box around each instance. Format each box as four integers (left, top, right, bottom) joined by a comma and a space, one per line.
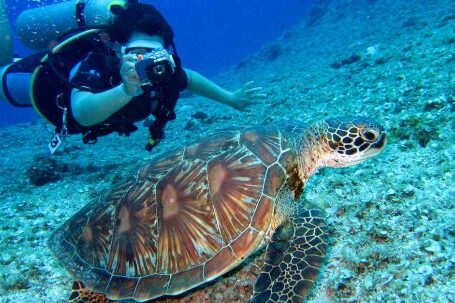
0, 0, 266, 153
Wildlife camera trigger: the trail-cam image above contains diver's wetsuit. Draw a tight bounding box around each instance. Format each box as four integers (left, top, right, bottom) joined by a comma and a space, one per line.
70, 52, 188, 143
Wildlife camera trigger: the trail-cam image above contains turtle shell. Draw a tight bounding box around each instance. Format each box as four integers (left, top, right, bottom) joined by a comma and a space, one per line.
49, 126, 294, 301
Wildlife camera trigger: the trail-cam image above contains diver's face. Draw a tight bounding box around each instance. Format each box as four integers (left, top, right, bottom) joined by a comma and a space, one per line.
123, 32, 165, 55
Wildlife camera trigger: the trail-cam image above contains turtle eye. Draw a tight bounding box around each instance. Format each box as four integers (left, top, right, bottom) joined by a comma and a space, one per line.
361, 128, 379, 142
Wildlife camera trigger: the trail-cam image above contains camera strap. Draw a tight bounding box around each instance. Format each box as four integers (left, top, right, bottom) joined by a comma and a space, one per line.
75, 1, 87, 27
145, 81, 179, 151
144, 50, 183, 151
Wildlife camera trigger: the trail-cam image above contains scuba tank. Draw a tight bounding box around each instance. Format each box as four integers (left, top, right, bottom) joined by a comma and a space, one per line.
16, 0, 127, 50
0, 0, 13, 65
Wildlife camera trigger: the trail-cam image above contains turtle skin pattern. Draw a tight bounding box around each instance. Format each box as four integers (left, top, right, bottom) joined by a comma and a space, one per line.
69, 281, 114, 303
49, 125, 302, 302
250, 208, 328, 303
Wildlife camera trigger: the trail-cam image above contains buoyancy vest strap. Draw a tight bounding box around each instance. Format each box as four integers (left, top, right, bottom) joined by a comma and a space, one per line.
1, 64, 17, 106
45, 29, 109, 93
82, 123, 138, 144
75, 1, 87, 27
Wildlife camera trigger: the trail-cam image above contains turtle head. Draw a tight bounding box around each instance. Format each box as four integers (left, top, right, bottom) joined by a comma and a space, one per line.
321, 116, 387, 167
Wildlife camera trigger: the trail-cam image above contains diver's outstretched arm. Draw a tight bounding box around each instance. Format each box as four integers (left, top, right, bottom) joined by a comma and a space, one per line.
0, 0, 13, 66
184, 68, 266, 111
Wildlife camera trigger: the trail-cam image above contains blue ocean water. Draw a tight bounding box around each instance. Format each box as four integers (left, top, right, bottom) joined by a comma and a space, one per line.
0, 0, 314, 128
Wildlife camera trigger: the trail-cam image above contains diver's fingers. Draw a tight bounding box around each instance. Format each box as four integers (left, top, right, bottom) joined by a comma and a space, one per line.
121, 66, 140, 84
120, 58, 138, 79
243, 83, 267, 99
243, 81, 256, 88
246, 92, 267, 99
129, 72, 140, 82
122, 68, 137, 81
120, 61, 134, 73
244, 87, 263, 93
122, 54, 137, 63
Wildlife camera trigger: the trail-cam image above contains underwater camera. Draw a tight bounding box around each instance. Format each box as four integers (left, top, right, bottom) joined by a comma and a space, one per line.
135, 48, 176, 91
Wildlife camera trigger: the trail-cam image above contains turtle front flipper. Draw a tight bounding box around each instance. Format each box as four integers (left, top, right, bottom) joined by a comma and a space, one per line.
69, 280, 115, 303
250, 209, 328, 303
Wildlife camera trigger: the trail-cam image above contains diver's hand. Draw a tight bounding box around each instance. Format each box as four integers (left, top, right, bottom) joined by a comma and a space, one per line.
119, 54, 143, 97
229, 81, 266, 111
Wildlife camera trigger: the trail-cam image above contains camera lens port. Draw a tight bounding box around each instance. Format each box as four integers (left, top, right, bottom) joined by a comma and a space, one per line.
153, 64, 166, 75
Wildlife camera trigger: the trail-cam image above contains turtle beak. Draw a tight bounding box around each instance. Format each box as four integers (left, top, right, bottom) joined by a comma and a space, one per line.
358, 131, 387, 161
375, 131, 387, 149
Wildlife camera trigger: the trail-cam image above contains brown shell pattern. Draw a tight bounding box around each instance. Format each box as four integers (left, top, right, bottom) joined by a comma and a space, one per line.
50, 127, 294, 301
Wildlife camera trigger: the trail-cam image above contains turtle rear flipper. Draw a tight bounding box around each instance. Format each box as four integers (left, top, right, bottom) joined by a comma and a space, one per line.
250, 209, 328, 303
69, 280, 115, 303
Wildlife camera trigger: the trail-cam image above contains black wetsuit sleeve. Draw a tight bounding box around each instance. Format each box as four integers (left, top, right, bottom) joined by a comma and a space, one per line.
71, 52, 113, 91
174, 67, 188, 91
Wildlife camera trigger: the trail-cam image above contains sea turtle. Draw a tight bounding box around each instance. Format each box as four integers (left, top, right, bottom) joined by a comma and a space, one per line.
49, 116, 386, 303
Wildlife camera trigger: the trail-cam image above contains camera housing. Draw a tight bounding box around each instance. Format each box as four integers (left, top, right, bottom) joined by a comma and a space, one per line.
134, 48, 176, 91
